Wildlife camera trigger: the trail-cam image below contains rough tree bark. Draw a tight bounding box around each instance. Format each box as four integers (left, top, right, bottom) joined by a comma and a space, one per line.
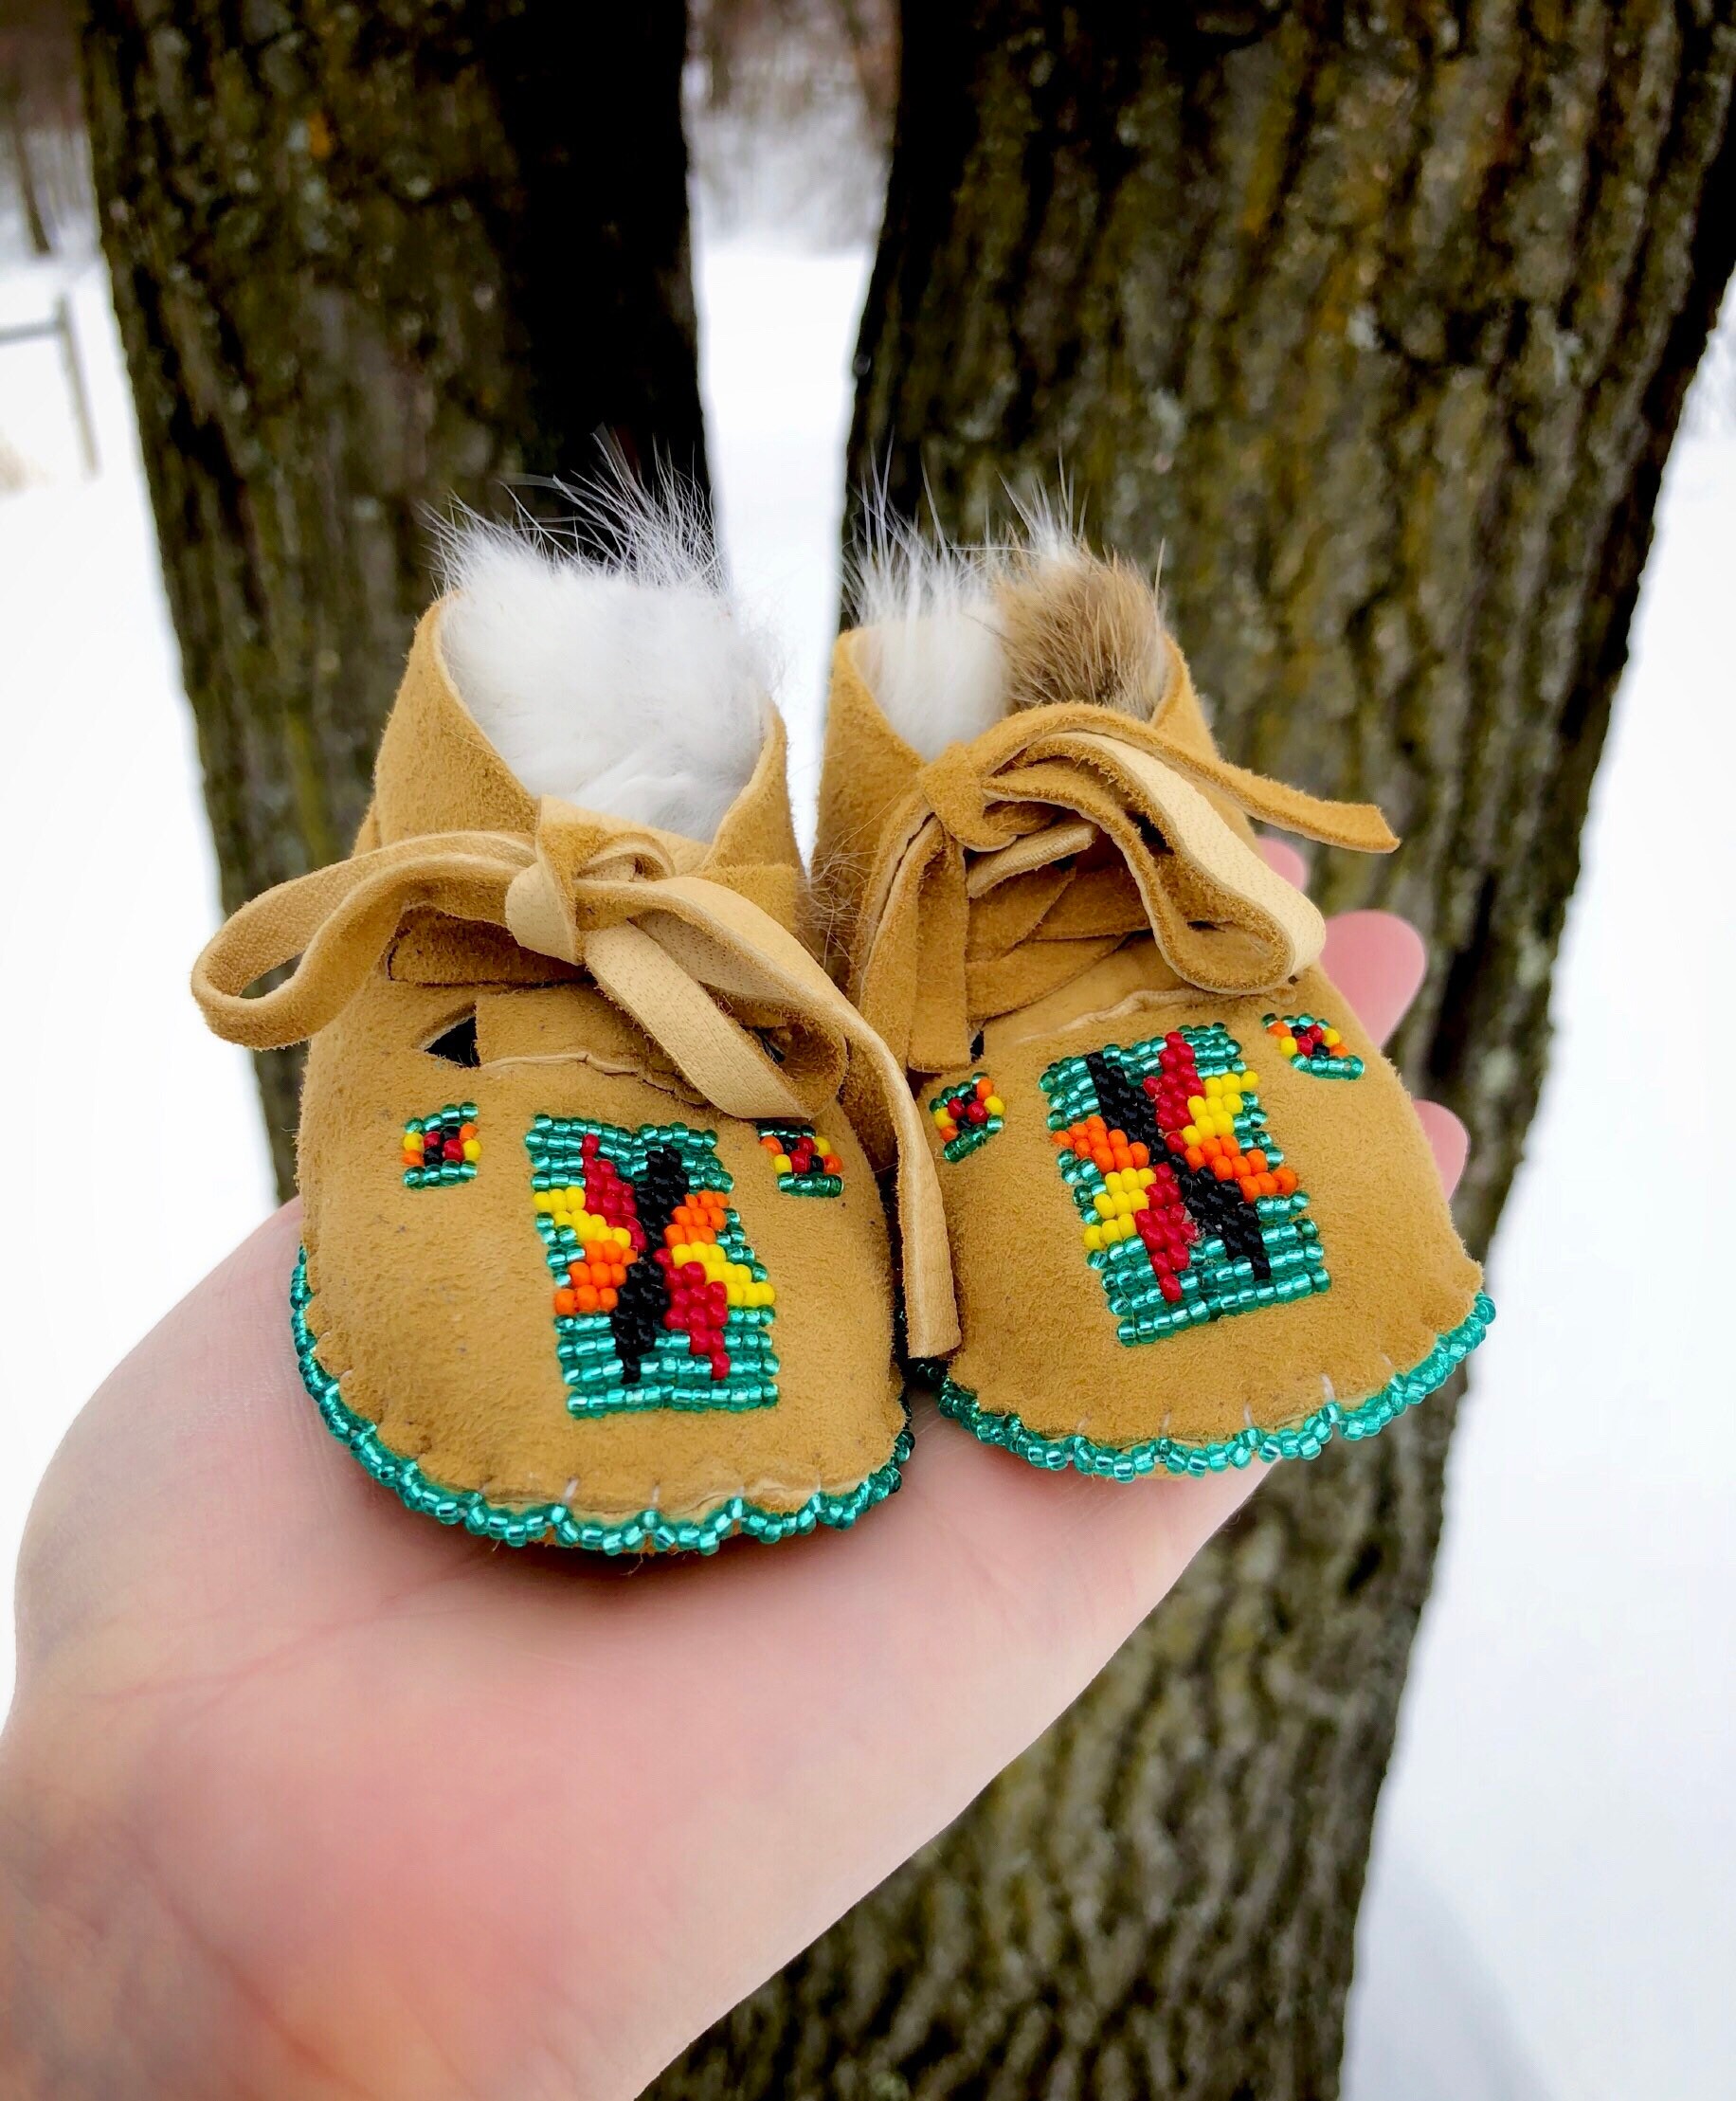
651, 5, 1736, 2097
83, 0, 704, 1193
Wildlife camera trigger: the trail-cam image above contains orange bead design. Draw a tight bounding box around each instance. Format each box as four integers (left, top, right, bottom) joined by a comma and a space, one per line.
527, 1115, 778, 1416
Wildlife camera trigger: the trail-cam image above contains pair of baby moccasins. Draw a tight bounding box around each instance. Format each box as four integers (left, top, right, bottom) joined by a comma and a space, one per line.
194, 504, 1491, 1554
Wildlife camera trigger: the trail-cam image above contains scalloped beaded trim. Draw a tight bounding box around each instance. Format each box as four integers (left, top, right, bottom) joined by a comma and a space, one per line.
1263, 1012, 1364, 1078
402, 1102, 479, 1186
755, 1120, 844, 1197
290, 1250, 909, 1553
931, 1293, 1493, 1478
930, 1075, 1005, 1162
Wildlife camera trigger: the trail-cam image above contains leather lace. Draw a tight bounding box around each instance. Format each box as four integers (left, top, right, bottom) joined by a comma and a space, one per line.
195, 797, 960, 1356
849, 705, 1397, 1078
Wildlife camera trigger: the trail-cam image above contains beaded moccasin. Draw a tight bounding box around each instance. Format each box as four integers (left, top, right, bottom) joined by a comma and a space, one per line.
194, 518, 956, 1551
814, 530, 1490, 1478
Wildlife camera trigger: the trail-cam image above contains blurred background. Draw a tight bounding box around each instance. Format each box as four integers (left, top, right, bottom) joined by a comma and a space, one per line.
0, 6, 1730, 2097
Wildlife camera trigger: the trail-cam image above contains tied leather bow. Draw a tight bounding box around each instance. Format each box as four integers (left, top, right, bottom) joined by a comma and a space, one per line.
851, 701, 1398, 1078
193, 798, 960, 1355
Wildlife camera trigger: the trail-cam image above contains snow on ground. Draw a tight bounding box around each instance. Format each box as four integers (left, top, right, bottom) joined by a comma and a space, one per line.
1347, 421, 1736, 2101
0, 232, 1729, 2101
0, 255, 276, 1671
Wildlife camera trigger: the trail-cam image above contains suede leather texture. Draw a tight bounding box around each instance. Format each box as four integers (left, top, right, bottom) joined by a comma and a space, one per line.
819, 627, 1484, 1449
289, 608, 904, 1528
927, 968, 1481, 1443
299, 977, 903, 1521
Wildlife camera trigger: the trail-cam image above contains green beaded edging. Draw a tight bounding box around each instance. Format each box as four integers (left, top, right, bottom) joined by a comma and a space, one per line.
931, 1293, 1493, 1479
290, 1250, 910, 1554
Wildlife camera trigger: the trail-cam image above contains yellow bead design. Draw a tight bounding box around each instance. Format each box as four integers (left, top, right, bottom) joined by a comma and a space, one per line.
663, 1235, 776, 1310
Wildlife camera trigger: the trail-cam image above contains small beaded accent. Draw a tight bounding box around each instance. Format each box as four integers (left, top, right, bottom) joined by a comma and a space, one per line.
756, 1121, 844, 1197
527, 1115, 778, 1416
292, 1250, 907, 1552
403, 1103, 479, 1186
1040, 1025, 1328, 1343
932, 1294, 1493, 1478
930, 1075, 1005, 1162
1264, 1012, 1365, 1078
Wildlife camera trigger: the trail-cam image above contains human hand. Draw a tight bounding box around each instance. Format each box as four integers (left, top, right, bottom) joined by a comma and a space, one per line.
0, 865, 1465, 2100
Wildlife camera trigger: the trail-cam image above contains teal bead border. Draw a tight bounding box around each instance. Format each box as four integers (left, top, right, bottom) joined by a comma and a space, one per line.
782, 1173, 845, 1198
942, 1118, 1003, 1165
290, 1250, 910, 1554
930, 1292, 1493, 1479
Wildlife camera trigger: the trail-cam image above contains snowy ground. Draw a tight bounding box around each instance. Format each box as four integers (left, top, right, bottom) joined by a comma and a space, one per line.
1, 238, 1730, 2101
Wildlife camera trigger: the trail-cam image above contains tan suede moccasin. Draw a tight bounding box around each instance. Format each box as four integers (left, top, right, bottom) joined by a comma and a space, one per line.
815, 531, 1490, 1478
194, 522, 956, 1552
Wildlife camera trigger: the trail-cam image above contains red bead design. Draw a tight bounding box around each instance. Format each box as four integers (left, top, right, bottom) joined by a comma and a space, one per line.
651, 1184, 736, 1378
1052, 1031, 1298, 1309
760, 1130, 842, 1181
580, 1132, 646, 1250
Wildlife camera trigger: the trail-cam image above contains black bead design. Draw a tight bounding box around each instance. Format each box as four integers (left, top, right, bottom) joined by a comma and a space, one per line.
1174, 1156, 1272, 1280
1085, 1051, 1164, 1154
1087, 1048, 1272, 1283
607, 1144, 689, 1383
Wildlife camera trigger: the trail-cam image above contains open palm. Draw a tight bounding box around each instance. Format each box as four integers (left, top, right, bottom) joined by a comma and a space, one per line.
0, 872, 1466, 2100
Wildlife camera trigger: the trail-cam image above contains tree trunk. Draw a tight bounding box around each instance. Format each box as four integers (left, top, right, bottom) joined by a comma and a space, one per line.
83, 0, 705, 1194
652, 5, 1736, 2097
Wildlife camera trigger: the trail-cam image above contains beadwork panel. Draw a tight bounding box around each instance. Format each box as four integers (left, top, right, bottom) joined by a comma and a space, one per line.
1041, 1025, 1329, 1344
755, 1121, 844, 1197
1264, 1011, 1365, 1078
402, 1103, 479, 1186
526, 1115, 779, 1415
930, 1075, 1005, 1162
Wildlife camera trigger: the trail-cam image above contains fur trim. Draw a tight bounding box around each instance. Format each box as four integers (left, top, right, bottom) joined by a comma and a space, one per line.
849, 510, 1008, 756
846, 497, 1169, 758
993, 545, 1167, 718
436, 479, 773, 842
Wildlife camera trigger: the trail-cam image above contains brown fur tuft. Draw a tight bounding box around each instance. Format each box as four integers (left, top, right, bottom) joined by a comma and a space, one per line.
993, 549, 1169, 719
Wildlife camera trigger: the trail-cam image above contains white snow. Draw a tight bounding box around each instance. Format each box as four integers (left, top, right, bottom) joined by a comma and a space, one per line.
1346, 421, 1736, 2101
0, 219, 1730, 2101
0, 255, 277, 1635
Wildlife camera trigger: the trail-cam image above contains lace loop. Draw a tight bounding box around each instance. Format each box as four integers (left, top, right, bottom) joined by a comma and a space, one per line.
194, 798, 959, 1355
851, 705, 1396, 1078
